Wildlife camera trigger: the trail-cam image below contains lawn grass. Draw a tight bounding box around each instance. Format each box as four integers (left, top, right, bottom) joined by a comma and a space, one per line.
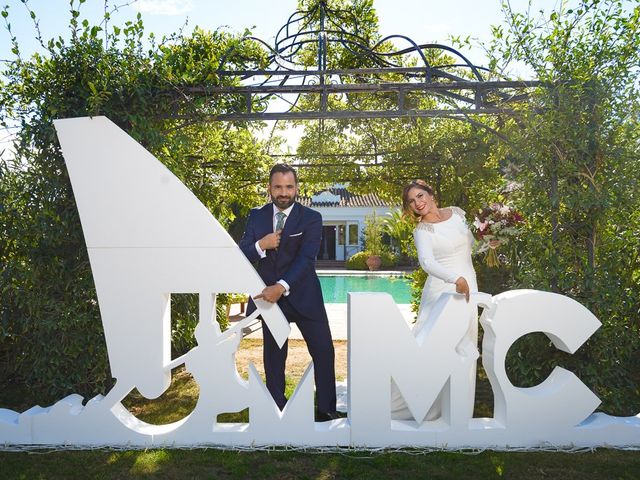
1, 448, 639, 479
1, 339, 639, 479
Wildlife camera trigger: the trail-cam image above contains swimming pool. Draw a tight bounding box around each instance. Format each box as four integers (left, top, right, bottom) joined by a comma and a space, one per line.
318, 275, 412, 304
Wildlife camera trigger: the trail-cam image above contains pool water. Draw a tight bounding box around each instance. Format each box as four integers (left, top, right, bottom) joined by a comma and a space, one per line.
318, 275, 412, 304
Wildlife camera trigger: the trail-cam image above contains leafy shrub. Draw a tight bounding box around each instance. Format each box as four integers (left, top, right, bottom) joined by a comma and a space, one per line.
346, 250, 397, 270
380, 251, 397, 268
170, 294, 230, 358
363, 211, 383, 256
0, 6, 267, 404
346, 251, 368, 270
409, 268, 427, 315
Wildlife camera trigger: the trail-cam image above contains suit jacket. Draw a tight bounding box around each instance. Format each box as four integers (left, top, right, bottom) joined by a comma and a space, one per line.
239, 202, 328, 323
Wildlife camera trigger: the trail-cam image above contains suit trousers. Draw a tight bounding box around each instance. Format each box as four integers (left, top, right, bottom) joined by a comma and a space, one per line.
262, 300, 337, 414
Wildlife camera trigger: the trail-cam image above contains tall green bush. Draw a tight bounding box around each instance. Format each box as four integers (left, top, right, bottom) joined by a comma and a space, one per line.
487, 0, 640, 414
400, 0, 640, 416
0, 3, 270, 403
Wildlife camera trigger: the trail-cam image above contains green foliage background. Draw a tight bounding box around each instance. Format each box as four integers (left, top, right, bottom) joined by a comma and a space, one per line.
0, 0, 638, 415
484, 0, 640, 414
0, 2, 272, 402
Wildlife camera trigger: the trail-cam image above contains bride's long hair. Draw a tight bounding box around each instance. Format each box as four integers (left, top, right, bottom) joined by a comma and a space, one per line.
401, 180, 436, 221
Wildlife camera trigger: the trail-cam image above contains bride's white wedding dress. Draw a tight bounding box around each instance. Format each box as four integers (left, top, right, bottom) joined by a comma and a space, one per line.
390, 206, 478, 421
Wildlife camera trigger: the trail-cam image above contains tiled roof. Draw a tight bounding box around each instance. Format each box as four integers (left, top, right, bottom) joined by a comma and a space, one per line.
299, 187, 394, 208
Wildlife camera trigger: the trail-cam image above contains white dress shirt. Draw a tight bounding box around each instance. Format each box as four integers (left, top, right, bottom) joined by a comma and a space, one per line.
254, 204, 294, 295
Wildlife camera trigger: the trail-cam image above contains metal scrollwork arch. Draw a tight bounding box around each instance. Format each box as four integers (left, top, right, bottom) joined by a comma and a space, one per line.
177, 1, 537, 122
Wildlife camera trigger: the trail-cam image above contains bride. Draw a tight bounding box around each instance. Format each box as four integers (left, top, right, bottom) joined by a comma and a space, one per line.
390, 179, 478, 421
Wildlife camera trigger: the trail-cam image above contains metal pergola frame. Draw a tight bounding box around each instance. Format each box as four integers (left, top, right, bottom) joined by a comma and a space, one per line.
171, 1, 538, 122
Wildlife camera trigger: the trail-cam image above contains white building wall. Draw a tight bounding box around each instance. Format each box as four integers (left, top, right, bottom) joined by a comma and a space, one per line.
312, 206, 397, 260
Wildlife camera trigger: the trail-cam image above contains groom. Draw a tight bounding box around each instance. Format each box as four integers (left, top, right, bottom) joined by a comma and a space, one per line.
239, 164, 338, 421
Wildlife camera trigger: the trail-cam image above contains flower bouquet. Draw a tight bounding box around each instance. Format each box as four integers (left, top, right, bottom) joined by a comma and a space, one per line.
472, 203, 523, 267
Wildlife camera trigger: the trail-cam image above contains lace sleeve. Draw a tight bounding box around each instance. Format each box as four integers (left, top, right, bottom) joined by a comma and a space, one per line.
413, 225, 461, 284
451, 206, 466, 219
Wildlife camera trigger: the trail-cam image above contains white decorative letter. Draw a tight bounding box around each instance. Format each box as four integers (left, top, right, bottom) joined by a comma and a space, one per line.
481, 289, 601, 440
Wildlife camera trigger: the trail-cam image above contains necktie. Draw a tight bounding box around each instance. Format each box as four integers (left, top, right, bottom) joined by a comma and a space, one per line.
275, 211, 286, 231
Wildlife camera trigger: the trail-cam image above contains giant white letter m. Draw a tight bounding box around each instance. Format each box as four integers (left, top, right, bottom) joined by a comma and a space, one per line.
348, 292, 489, 446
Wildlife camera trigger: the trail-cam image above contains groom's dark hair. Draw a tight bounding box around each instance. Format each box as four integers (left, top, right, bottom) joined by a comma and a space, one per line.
269, 163, 298, 184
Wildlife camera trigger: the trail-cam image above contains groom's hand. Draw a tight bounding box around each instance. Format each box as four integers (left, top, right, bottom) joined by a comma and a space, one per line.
259, 230, 282, 250
254, 283, 286, 303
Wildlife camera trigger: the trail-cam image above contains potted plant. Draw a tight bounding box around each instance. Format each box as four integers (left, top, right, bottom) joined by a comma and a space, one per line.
363, 211, 383, 271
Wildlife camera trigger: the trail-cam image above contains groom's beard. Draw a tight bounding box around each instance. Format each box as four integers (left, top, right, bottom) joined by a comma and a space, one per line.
273, 194, 296, 210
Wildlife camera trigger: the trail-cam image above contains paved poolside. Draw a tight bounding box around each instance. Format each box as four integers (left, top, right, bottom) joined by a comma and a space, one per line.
316, 269, 412, 276
229, 302, 416, 340
229, 268, 416, 340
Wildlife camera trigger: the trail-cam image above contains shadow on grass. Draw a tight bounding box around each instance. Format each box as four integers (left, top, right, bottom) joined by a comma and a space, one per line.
1, 448, 639, 479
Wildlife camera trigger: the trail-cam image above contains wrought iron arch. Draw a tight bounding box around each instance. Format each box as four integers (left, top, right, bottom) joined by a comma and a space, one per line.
176, 0, 538, 122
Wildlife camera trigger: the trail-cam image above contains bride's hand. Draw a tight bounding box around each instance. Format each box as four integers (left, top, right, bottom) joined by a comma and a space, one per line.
455, 277, 470, 302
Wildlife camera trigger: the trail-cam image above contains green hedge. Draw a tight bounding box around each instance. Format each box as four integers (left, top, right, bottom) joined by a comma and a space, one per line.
0, 11, 266, 405
346, 251, 397, 270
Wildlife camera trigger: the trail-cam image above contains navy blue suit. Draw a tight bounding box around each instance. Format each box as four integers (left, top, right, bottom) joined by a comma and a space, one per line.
239, 202, 336, 413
